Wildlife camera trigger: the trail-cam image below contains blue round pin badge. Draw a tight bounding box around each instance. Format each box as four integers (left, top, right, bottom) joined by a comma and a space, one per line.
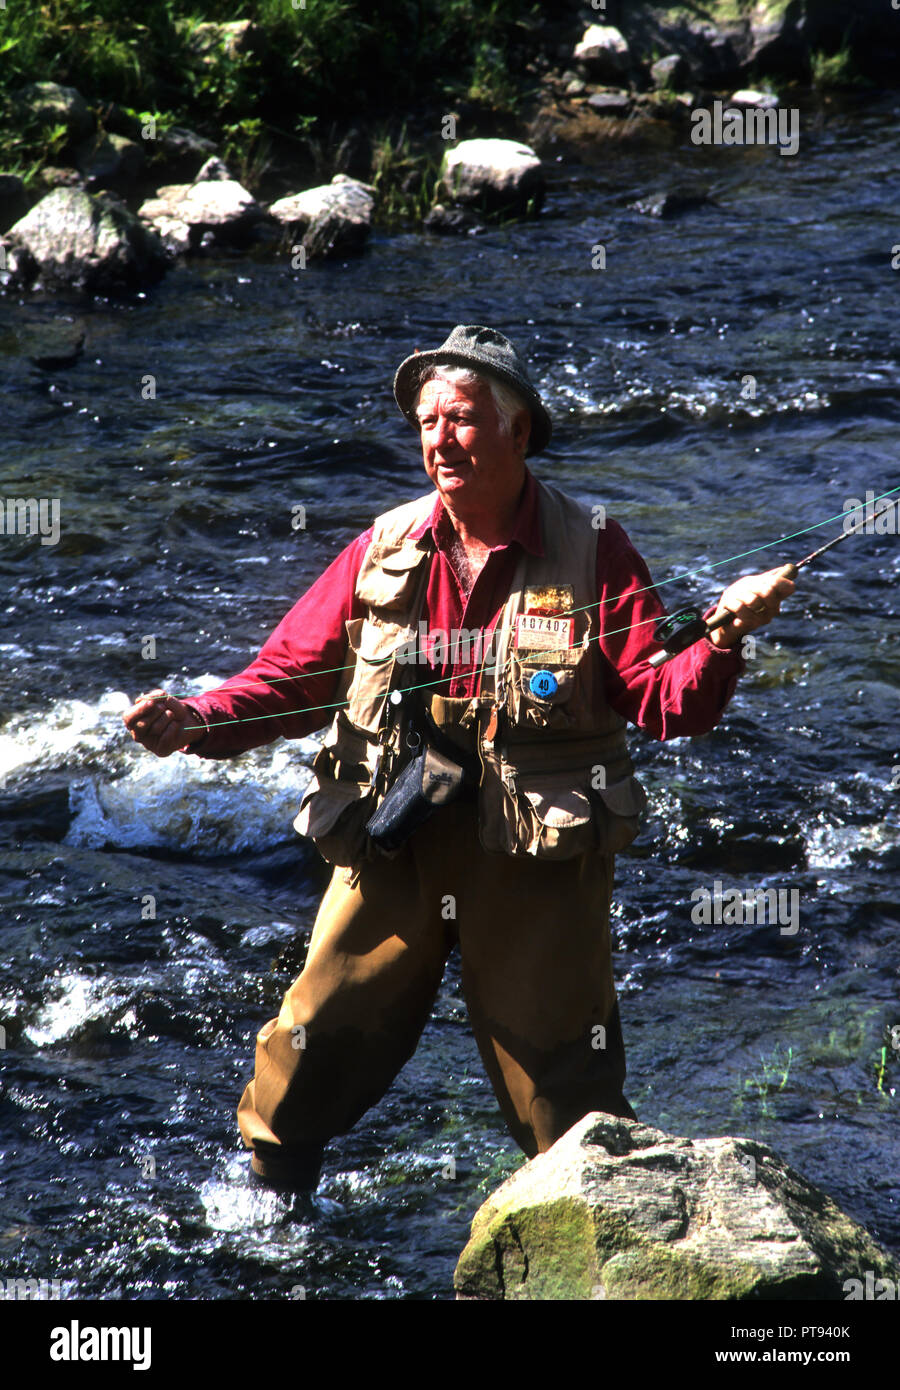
529, 669, 558, 699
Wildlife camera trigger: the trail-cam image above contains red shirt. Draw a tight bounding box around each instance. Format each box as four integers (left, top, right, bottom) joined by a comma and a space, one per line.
182, 469, 744, 756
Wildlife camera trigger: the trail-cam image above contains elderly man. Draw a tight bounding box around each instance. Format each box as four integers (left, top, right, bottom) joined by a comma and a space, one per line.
123, 324, 794, 1192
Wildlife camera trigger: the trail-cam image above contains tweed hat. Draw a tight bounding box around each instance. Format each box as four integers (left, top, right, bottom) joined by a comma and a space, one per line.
393, 324, 552, 456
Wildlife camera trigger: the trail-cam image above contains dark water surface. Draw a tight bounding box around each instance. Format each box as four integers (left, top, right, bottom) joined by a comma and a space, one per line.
1, 94, 898, 1300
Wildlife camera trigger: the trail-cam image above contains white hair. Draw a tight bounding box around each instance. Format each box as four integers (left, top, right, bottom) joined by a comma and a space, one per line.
415, 364, 529, 436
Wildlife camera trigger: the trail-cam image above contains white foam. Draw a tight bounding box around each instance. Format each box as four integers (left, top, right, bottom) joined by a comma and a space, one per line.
1, 686, 322, 855
23, 970, 138, 1046
199, 1155, 313, 1232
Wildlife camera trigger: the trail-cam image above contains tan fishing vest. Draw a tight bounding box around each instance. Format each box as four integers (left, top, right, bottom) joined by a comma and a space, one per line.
294, 478, 647, 870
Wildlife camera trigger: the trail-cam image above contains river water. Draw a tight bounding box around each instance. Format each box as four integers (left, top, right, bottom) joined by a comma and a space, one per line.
1, 93, 898, 1300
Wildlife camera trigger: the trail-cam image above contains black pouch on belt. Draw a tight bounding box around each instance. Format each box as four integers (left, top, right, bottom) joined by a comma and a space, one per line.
365, 746, 465, 852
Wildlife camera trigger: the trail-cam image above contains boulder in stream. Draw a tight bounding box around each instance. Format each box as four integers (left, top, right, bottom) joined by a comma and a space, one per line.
438, 138, 544, 218
629, 186, 711, 219
455, 1113, 900, 1300
573, 25, 632, 83
650, 54, 690, 90
155, 126, 219, 182
3, 187, 168, 293
268, 175, 375, 259
620, 3, 807, 85
139, 168, 265, 253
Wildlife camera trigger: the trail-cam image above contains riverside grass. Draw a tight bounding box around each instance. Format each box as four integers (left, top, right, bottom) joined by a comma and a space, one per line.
0, 0, 542, 191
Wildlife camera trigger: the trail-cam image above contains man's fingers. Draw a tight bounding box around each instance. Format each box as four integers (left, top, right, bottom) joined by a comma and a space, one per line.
123, 690, 169, 729
708, 566, 796, 648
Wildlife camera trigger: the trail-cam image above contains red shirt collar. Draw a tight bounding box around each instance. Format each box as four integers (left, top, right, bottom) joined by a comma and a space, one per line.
408, 467, 544, 557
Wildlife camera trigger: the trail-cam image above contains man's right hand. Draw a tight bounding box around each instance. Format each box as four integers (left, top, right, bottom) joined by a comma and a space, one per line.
122, 689, 206, 757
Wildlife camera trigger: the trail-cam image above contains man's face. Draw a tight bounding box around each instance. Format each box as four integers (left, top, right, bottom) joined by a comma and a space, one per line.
415, 375, 529, 510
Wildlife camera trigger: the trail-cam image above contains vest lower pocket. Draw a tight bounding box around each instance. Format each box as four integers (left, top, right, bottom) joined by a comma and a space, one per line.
478, 757, 597, 861
477, 747, 646, 861
294, 776, 376, 868
293, 714, 380, 867
514, 772, 598, 859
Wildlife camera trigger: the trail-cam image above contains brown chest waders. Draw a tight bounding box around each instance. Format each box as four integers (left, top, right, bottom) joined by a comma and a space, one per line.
237, 694, 635, 1188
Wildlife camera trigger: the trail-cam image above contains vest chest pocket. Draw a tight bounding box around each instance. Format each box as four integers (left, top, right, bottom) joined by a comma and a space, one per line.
356, 543, 427, 611
344, 615, 414, 735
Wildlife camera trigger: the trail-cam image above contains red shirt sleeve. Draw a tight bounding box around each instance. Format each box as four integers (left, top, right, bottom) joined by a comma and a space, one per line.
597, 520, 745, 740
179, 529, 372, 757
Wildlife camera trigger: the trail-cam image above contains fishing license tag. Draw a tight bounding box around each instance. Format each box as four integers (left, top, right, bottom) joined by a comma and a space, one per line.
515, 613, 574, 649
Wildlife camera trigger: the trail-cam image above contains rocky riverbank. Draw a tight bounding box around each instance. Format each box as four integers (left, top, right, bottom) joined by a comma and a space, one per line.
1, 1, 898, 292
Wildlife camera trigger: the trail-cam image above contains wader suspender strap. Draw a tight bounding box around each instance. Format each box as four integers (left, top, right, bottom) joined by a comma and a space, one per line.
484, 551, 528, 733
376, 541, 435, 779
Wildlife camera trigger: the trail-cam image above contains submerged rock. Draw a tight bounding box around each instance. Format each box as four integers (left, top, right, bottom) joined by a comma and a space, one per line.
438, 138, 544, 217
629, 186, 711, 219
3, 188, 167, 293
423, 203, 485, 236
20, 320, 86, 369
455, 1113, 900, 1300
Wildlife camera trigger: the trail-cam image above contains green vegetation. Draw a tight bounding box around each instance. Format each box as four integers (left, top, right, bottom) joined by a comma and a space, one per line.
369, 125, 442, 229
810, 44, 869, 90
0, 0, 542, 202
736, 1044, 793, 1119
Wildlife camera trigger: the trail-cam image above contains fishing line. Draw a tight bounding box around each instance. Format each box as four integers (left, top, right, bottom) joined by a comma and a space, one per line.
168, 484, 899, 733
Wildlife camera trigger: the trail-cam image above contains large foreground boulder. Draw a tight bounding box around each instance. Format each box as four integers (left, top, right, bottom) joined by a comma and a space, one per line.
3, 188, 167, 292
438, 138, 544, 218
455, 1114, 900, 1300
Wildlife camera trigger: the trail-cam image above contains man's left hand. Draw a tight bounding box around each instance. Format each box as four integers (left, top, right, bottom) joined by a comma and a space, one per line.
707, 564, 796, 649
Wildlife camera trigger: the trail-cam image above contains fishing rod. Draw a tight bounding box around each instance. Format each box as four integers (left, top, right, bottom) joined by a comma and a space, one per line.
647, 500, 896, 668
137, 492, 899, 727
